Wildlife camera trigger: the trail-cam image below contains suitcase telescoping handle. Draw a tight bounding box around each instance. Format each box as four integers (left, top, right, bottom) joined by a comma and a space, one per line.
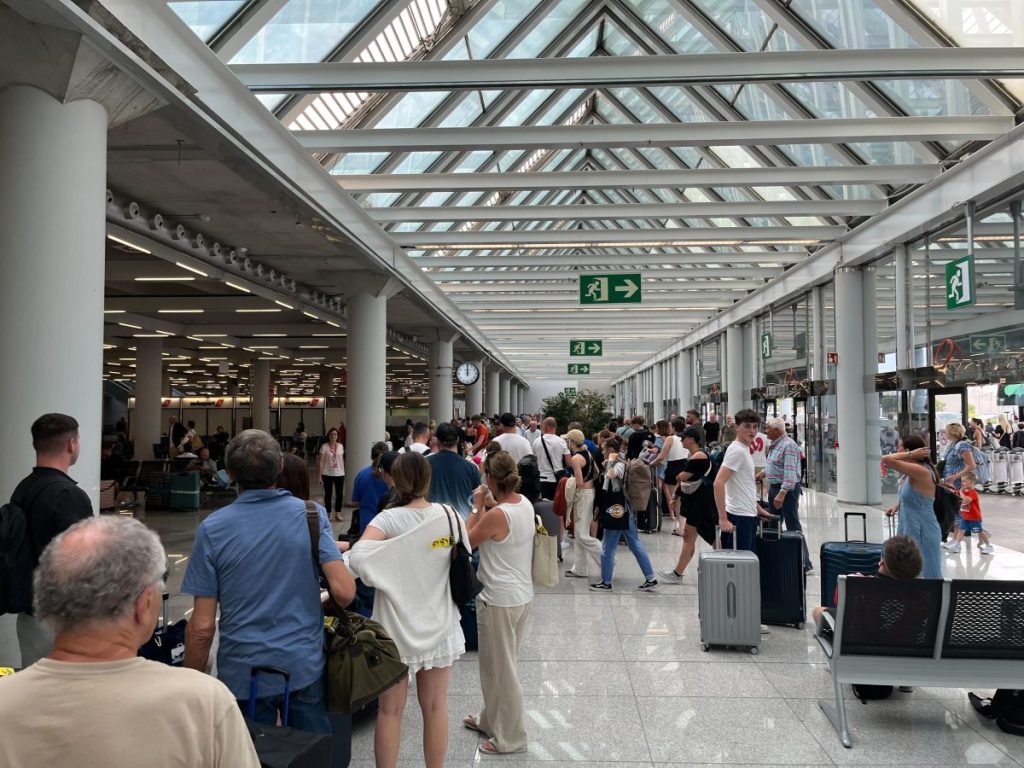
248, 666, 292, 725
758, 515, 782, 540
714, 525, 738, 550
844, 512, 868, 542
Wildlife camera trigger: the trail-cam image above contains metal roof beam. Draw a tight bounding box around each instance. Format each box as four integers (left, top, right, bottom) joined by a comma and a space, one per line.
341, 165, 935, 192
424, 268, 779, 281
394, 225, 844, 247
416, 251, 805, 267
374, 200, 885, 222
232, 48, 1024, 92
299, 116, 1012, 153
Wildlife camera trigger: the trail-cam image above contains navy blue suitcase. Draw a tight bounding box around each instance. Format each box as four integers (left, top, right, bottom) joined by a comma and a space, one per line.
246, 666, 334, 768
819, 512, 882, 610
757, 517, 806, 628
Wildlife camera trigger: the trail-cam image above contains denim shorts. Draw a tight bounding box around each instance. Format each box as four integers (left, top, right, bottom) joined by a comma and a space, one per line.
958, 518, 984, 534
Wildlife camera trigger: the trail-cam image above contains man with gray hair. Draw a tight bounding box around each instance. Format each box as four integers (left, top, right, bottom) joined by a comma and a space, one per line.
183, 429, 356, 734
758, 417, 811, 571
0, 516, 259, 767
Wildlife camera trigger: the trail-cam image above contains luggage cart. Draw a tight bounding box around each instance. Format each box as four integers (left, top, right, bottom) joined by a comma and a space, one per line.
991, 450, 1009, 494
1009, 449, 1024, 495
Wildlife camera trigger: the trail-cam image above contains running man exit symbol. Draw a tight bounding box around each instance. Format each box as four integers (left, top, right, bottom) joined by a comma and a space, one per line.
570, 340, 603, 356
945, 255, 975, 310
567, 364, 591, 375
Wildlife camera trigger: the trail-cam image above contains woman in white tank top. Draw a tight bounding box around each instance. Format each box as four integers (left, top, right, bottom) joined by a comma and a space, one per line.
463, 450, 535, 755
654, 417, 690, 531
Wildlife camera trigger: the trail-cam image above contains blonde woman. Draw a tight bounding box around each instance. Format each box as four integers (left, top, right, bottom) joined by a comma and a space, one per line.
562, 429, 601, 580
347, 453, 465, 768
463, 451, 535, 755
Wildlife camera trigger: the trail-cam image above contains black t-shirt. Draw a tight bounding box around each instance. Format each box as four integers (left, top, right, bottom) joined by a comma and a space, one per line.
703, 421, 721, 443
626, 429, 654, 460
12, 467, 94, 564
677, 455, 717, 526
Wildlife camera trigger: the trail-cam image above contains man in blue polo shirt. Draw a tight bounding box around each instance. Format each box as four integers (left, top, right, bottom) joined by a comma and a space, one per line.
182, 430, 355, 732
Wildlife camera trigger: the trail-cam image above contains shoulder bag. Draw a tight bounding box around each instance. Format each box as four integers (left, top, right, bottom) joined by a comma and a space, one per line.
677, 455, 712, 496
532, 515, 559, 588
304, 501, 408, 714
539, 436, 568, 481
443, 504, 483, 605
928, 469, 959, 533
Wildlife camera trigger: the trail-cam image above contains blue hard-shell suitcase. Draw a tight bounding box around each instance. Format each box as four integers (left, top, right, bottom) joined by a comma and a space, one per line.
757, 517, 806, 628
819, 512, 882, 610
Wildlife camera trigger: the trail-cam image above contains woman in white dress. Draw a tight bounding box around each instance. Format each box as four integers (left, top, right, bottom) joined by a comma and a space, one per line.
318, 428, 345, 521
347, 452, 465, 768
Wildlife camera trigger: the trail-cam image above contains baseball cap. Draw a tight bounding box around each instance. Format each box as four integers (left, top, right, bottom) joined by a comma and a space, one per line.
435, 422, 461, 446
561, 428, 585, 445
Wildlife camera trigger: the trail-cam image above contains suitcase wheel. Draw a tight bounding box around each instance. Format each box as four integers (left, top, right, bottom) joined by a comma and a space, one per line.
700, 643, 709, 652
749, 646, 759, 656
796, 621, 805, 630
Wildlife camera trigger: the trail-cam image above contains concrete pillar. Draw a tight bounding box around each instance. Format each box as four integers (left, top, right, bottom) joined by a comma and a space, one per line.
742, 322, 756, 407
465, 359, 484, 417
317, 368, 331, 398
678, 350, 693, 414
499, 375, 511, 415
518, 384, 525, 415
134, 339, 163, 460
810, 286, 825, 380
863, 267, 882, 505
347, 284, 392, 497
725, 325, 744, 416
485, 367, 500, 417
428, 335, 455, 423
894, 244, 914, 370
652, 364, 664, 421
252, 359, 272, 433
835, 267, 869, 504
162, 372, 173, 398
0, 86, 106, 509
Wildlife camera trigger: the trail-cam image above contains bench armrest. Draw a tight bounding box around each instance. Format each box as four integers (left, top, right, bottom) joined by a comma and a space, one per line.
815, 611, 835, 659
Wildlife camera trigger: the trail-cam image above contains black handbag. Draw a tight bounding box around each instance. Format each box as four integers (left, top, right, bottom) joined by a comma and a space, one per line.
443, 504, 483, 605
304, 503, 408, 715
539, 436, 568, 480
933, 484, 959, 531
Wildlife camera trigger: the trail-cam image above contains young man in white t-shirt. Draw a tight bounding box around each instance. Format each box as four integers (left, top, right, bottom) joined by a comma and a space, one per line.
713, 408, 769, 552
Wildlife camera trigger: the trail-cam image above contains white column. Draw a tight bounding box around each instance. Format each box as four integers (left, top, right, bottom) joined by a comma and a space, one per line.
0, 87, 106, 509
347, 287, 389, 496
863, 267, 882, 505
428, 336, 455, 423
252, 359, 272, 433
835, 268, 868, 504
485, 367, 500, 416
742, 322, 756, 407
894, 244, 914, 370
499, 375, 511, 414
810, 286, 825, 380
134, 339, 163, 460
725, 325, 744, 415
465, 359, 484, 417
652, 364, 664, 421
678, 350, 693, 414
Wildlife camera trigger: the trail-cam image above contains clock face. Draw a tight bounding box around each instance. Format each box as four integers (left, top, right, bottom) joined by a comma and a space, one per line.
456, 362, 480, 385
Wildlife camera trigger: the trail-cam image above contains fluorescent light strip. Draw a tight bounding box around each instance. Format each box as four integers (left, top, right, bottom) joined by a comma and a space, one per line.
158, 309, 204, 314
253, 333, 286, 337
235, 308, 281, 313
104, 310, 125, 315
326, 320, 341, 328
134, 277, 195, 282
118, 322, 142, 330
303, 312, 319, 320
175, 261, 209, 277
225, 281, 250, 293
275, 300, 294, 309
107, 234, 151, 254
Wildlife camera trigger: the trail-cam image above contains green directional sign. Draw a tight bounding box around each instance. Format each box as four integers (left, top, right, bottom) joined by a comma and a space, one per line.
564, 387, 577, 396
970, 334, 1007, 355
570, 339, 603, 356
945, 255, 976, 310
760, 332, 773, 360
567, 363, 591, 375
579, 274, 641, 304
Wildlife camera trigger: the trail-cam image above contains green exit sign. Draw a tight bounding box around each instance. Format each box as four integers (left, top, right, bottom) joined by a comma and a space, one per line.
570, 339, 603, 356
564, 387, 577, 396
567, 363, 591, 375
579, 274, 641, 304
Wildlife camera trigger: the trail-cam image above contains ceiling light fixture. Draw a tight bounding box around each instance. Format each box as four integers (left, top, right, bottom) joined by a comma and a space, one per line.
158, 309, 204, 314
225, 281, 250, 294
107, 234, 151, 254
134, 277, 195, 282
175, 262, 209, 277
275, 300, 294, 309
235, 308, 281, 313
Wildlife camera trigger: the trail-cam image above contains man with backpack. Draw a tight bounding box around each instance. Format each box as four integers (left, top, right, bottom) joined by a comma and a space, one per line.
3, 413, 94, 666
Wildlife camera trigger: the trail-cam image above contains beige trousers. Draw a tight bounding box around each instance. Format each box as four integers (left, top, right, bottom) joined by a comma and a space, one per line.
475, 600, 531, 753
569, 488, 602, 578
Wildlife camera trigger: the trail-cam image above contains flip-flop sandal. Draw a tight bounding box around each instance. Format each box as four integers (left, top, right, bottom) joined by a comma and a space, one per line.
564, 570, 588, 578
478, 740, 502, 755
463, 715, 484, 733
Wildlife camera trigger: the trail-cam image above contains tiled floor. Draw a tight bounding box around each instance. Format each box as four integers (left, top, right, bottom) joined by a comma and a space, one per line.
2, 486, 1022, 766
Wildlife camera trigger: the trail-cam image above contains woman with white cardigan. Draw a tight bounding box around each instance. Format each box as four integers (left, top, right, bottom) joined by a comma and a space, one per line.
462, 450, 535, 755
347, 452, 466, 768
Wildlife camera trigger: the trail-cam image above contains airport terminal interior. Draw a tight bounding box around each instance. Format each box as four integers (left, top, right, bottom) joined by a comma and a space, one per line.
2, 0, 1024, 765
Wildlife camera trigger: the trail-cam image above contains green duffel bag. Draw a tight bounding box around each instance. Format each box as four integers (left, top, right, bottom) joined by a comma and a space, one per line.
324, 611, 408, 714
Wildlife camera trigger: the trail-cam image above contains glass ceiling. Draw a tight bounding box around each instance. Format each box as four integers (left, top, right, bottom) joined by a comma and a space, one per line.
167, 0, 1023, 377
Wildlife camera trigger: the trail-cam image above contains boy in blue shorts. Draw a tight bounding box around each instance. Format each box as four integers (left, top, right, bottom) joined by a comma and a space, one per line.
944, 471, 994, 555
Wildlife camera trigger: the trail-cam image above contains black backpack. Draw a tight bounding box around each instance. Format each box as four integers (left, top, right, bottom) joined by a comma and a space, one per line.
0, 500, 34, 615
971, 690, 1024, 736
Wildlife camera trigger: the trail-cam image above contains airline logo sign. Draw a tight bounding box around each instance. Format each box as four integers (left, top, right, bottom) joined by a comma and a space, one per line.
579, 274, 641, 304
567, 363, 591, 375
570, 340, 603, 356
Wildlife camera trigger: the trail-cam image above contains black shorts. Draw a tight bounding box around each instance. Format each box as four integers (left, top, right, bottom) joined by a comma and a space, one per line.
682, 501, 717, 545
664, 459, 688, 485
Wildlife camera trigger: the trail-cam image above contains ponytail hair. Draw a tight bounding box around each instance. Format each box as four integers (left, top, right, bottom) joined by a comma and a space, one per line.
387, 452, 432, 508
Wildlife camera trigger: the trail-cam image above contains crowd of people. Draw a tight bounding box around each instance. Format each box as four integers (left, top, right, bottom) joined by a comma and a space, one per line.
0, 406, 1008, 766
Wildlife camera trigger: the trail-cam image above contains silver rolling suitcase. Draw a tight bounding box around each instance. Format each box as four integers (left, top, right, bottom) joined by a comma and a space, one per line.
698, 527, 761, 655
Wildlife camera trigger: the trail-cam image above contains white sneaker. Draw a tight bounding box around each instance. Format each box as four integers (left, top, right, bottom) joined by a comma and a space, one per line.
980, 544, 995, 555
943, 541, 961, 553
660, 569, 683, 583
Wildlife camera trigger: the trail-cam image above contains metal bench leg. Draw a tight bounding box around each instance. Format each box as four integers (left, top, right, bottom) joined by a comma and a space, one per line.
819, 678, 852, 748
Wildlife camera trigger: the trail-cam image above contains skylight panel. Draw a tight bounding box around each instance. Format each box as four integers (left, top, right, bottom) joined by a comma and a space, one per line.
624, 0, 718, 54
169, 1, 245, 43
788, 0, 920, 49
505, 0, 590, 59
466, 0, 545, 60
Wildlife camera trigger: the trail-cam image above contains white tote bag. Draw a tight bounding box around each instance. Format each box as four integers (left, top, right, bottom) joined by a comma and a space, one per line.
532, 515, 559, 588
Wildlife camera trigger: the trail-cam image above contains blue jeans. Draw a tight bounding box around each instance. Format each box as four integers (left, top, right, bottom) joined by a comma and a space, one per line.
600, 513, 655, 583
768, 484, 812, 570
725, 513, 759, 553
239, 673, 332, 734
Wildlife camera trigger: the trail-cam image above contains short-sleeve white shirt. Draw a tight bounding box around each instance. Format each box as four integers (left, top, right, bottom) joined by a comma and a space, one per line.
722, 440, 757, 517
532, 434, 570, 481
